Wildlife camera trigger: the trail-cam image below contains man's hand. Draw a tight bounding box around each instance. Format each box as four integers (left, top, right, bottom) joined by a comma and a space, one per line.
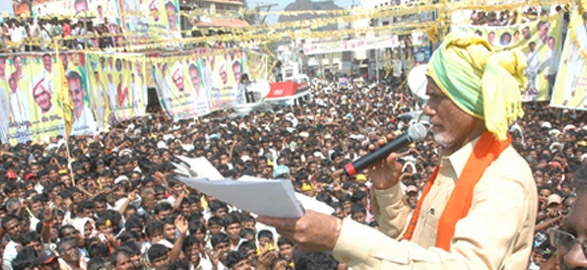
257, 251, 277, 269
175, 215, 188, 234
104, 233, 116, 245
99, 187, 112, 195
257, 210, 342, 252
206, 248, 219, 267
153, 172, 165, 184
128, 190, 139, 201
42, 207, 54, 224
367, 135, 403, 190
547, 207, 559, 218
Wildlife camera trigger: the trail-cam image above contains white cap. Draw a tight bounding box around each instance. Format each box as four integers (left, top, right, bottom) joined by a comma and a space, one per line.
114, 175, 130, 184
157, 239, 174, 249
564, 124, 577, 133
157, 141, 168, 149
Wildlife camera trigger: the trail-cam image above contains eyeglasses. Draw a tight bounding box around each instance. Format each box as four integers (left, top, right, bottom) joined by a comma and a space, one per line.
549, 229, 587, 255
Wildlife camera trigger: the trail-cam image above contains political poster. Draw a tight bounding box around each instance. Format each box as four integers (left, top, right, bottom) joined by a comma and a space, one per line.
185, 56, 212, 117
71, 0, 120, 25
61, 52, 99, 136
550, 9, 587, 110
245, 50, 268, 81
208, 51, 244, 110
33, 1, 73, 19
86, 52, 147, 129
455, 14, 564, 102
152, 57, 200, 120
0, 53, 65, 145
127, 0, 181, 46
0, 49, 263, 144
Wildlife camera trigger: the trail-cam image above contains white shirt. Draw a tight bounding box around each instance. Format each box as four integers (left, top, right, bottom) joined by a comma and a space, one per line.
9, 88, 30, 125
10, 26, 26, 43
93, 82, 106, 112
113, 197, 142, 212
190, 256, 213, 270
108, 81, 117, 110
544, 48, 560, 75
166, 195, 177, 206
526, 50, 541, 74
30, 216, 40, 231
3, 240, 19, 270
0, 89, 10, 141
71, 106, 98, 136
130, 81, 140, 103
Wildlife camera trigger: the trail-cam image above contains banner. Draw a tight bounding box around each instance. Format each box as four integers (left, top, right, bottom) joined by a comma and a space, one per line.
86, 52, 148, 129
34, 1, 72, 18
127, 0, 181, 46
32, 0, 118, 25
188, 57, 212, 117
0, 48, 263, 144
245, 50, 268, 81
73, 0, 120, 25
32, 0, 181, 47
455, 14, 564, 102
551, 8, 587, 110
152, 56, 203, 120
61, 52, 99, 136
207, 51, 244, 110
0, 53, 66, 144
303, 36, 401, 55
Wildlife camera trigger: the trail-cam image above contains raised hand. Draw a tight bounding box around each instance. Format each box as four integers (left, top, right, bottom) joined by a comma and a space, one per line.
174, 215, 188, 234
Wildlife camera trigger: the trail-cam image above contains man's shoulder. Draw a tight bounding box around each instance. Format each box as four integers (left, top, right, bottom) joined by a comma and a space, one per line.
484, 145, 534, 187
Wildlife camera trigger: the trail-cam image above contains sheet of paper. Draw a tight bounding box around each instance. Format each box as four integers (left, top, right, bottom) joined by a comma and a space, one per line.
178, 176, 305, 218
174, 157, 334, 218
171, 162, 198, 177
294, 193, 334, 216
175, 156, 224, 181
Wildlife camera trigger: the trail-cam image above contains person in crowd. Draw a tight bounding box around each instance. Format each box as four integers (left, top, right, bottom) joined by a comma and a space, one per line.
552, 164, 587, 269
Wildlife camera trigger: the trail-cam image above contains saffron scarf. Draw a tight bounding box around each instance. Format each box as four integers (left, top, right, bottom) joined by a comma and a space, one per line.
403, 132, 511, 251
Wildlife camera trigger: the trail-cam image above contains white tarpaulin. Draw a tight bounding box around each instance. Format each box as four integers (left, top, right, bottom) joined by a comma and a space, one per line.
303, 36, 400, 55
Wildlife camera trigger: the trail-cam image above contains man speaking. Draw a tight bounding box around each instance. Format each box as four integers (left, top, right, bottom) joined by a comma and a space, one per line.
259, 33, 537, 269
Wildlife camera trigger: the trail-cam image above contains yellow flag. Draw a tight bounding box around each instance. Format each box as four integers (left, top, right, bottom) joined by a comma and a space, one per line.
426, 25, 440, 43
55, 43, 74, 136
581, 0, 587, 16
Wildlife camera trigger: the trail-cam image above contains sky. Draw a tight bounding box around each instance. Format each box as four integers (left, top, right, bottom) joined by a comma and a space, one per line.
0, 0, 360, 21
0, 0, 12, 15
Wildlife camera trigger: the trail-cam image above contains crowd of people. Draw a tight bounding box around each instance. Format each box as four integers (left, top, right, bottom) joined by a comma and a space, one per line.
0, 16, 128, 52
0, 15, 248, 53
0, 70, 583, 269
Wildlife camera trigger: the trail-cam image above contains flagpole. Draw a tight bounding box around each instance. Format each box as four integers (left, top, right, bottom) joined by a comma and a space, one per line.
54, 40, 76, 187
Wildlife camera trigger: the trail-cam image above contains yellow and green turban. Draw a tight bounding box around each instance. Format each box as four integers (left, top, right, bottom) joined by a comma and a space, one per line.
427, 32, 527, 141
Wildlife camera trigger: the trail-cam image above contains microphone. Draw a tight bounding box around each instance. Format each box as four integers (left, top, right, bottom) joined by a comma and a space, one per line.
343, 123, 428, 176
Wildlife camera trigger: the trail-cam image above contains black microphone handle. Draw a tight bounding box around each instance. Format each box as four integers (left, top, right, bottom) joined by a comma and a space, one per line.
344, 133, 413, 176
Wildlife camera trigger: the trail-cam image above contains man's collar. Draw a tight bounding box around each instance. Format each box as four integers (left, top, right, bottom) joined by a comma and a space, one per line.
444, 137, 481, 179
